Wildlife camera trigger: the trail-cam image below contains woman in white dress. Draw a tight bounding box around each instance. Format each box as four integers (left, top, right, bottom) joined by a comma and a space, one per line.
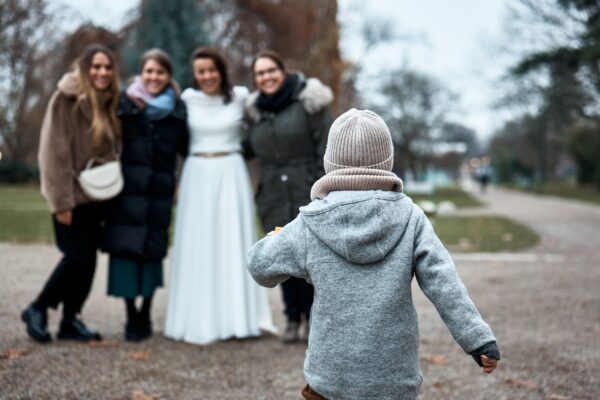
164, 48, 276, 344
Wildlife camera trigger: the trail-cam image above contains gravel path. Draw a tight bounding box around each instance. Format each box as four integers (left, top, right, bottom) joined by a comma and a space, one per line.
1, 186, 599, 399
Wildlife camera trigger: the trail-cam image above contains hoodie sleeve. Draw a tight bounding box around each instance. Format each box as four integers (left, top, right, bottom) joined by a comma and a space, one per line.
38, 92, 76, 213
413, 210, 496, 353
247, 216, 308, 287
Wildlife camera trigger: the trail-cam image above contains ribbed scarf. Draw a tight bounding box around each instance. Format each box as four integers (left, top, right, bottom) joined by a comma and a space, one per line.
126, 76, 176, 120
310, 168, 404, 200
256, 73, 299, 113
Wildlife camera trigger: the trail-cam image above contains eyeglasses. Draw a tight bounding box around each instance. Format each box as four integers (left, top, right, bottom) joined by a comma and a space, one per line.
254, 67, 280, 78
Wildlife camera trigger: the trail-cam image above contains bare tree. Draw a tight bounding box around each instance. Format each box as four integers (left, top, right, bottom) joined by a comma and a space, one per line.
0, 0, 56, 173
371, 68, 455, 180
501, 0, 600, 187
199, 0, 346, 113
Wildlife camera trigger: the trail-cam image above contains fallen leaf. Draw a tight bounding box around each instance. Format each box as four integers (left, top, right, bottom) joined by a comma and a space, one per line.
128, 351, 150, 361
420, 353, 448, 365
1, 348, 31, 359
548, 394, 570, 400
89, 340, 119, 348
505, 378, 538, 390
131, 389, 159, 400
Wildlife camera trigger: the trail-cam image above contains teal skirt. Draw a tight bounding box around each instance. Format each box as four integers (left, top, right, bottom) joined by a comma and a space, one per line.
107, 256, 163, 299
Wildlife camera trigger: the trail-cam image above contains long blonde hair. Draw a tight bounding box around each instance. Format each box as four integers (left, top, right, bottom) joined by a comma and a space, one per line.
75, 44, 121, 146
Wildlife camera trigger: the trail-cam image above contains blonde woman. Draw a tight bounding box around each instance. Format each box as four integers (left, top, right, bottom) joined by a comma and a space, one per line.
22, 44, 121, 343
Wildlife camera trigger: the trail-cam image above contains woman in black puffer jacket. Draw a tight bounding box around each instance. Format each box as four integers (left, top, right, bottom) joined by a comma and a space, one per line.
245, 50, 333, 343
104, 49, 189, 341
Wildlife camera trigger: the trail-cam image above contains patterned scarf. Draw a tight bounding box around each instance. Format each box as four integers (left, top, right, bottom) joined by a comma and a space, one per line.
126, 76, 176, 120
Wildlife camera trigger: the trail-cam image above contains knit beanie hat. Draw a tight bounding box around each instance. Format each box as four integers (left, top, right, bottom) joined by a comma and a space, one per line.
310, 109, 403, 200
324, 108, 394, 173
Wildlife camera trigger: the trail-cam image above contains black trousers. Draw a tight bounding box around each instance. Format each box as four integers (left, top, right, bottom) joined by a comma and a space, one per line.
281, 277, 314, 322
33, 203, 105, 319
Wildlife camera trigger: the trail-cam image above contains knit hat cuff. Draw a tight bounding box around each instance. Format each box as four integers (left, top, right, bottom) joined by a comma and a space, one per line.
324, 154, 394, 171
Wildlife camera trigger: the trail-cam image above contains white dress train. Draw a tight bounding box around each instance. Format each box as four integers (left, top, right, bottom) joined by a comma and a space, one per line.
164, 86, 276, 345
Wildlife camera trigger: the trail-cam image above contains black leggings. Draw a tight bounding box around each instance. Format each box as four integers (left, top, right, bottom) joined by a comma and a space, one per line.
281, 277, 314, 322
33, 203, 105, 319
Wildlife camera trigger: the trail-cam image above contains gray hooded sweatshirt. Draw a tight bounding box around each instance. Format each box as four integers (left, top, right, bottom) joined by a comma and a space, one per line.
247, 190, 496, 400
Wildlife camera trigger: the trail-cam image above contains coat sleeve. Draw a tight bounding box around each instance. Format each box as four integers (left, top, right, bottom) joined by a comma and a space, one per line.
309, 107, 333, 176
412, 210, 496, 353
247, 216, 308, 287
37, 92, 76, 213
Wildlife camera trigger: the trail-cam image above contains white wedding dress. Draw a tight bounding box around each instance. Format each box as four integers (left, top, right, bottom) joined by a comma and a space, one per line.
164, 86, 276, 344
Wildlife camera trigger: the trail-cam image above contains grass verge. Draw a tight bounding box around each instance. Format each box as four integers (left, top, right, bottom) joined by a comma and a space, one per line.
432, 215, 540, 252
408, 186, 483, 208
1, 185, 539, 252
0, 185, 53, 243
510, 181, 600, 205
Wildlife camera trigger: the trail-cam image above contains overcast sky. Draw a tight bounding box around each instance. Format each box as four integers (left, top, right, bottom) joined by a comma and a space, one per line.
56, 0, 512, 140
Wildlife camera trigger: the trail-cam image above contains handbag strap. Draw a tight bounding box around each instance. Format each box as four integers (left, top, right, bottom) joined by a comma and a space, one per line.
72, 126, 121, 177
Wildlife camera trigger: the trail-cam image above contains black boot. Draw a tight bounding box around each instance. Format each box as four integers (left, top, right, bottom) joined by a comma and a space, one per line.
137, 296, 153, 341
57, 318, 102, 342
21, 305, 51, 343
125, 299, 142, 342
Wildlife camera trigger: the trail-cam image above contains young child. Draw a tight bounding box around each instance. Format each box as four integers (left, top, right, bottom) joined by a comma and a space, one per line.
247, 109, 500, 400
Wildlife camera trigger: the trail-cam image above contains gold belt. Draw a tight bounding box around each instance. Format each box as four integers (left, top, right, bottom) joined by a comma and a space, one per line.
192, 151, 237, 158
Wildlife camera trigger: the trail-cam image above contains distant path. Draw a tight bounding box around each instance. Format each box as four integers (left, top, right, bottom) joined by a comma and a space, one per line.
458, 183, 600, 259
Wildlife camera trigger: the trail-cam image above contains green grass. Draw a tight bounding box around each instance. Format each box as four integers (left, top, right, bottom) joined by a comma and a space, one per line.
432, 215, 540, 252
408, 186, 483, 208
0, 185, 53, 243
511, 181, 600, 205
0, 186, 540, 252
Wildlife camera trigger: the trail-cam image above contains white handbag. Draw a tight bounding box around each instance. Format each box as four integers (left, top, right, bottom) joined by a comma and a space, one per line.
77, 157, 123, 201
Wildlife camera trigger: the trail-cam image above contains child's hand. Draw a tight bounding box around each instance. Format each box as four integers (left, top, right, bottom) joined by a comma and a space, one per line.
267, 226, 283, 236
470, 341, 500, 374
480, 355, 497, 374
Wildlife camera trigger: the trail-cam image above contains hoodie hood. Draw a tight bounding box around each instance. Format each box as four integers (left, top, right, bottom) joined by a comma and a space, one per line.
299, 191, 415, 264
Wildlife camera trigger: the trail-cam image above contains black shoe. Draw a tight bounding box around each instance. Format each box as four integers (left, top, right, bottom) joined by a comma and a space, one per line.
21, 305, 51, 343
137, 318, 152, 341
125, 314, 142, 342
57, 318, 102, 342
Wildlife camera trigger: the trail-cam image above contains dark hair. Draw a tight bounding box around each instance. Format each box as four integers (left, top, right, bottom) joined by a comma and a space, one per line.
139, 48, 181, 95
251, 50, 286, 79
140, 48, 173, 75
191, 47, 233, 104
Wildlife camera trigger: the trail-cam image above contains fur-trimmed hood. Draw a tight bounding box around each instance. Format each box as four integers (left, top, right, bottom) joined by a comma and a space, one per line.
245, 75, 333, 122
57, 72, 81, 98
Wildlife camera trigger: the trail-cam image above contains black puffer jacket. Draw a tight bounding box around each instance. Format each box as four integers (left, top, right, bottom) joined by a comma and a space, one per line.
245, 74, 333, 232
104, 93, 189, 261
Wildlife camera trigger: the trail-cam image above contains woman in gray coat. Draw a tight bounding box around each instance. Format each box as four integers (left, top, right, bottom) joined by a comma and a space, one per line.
245, 50, 333, 343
